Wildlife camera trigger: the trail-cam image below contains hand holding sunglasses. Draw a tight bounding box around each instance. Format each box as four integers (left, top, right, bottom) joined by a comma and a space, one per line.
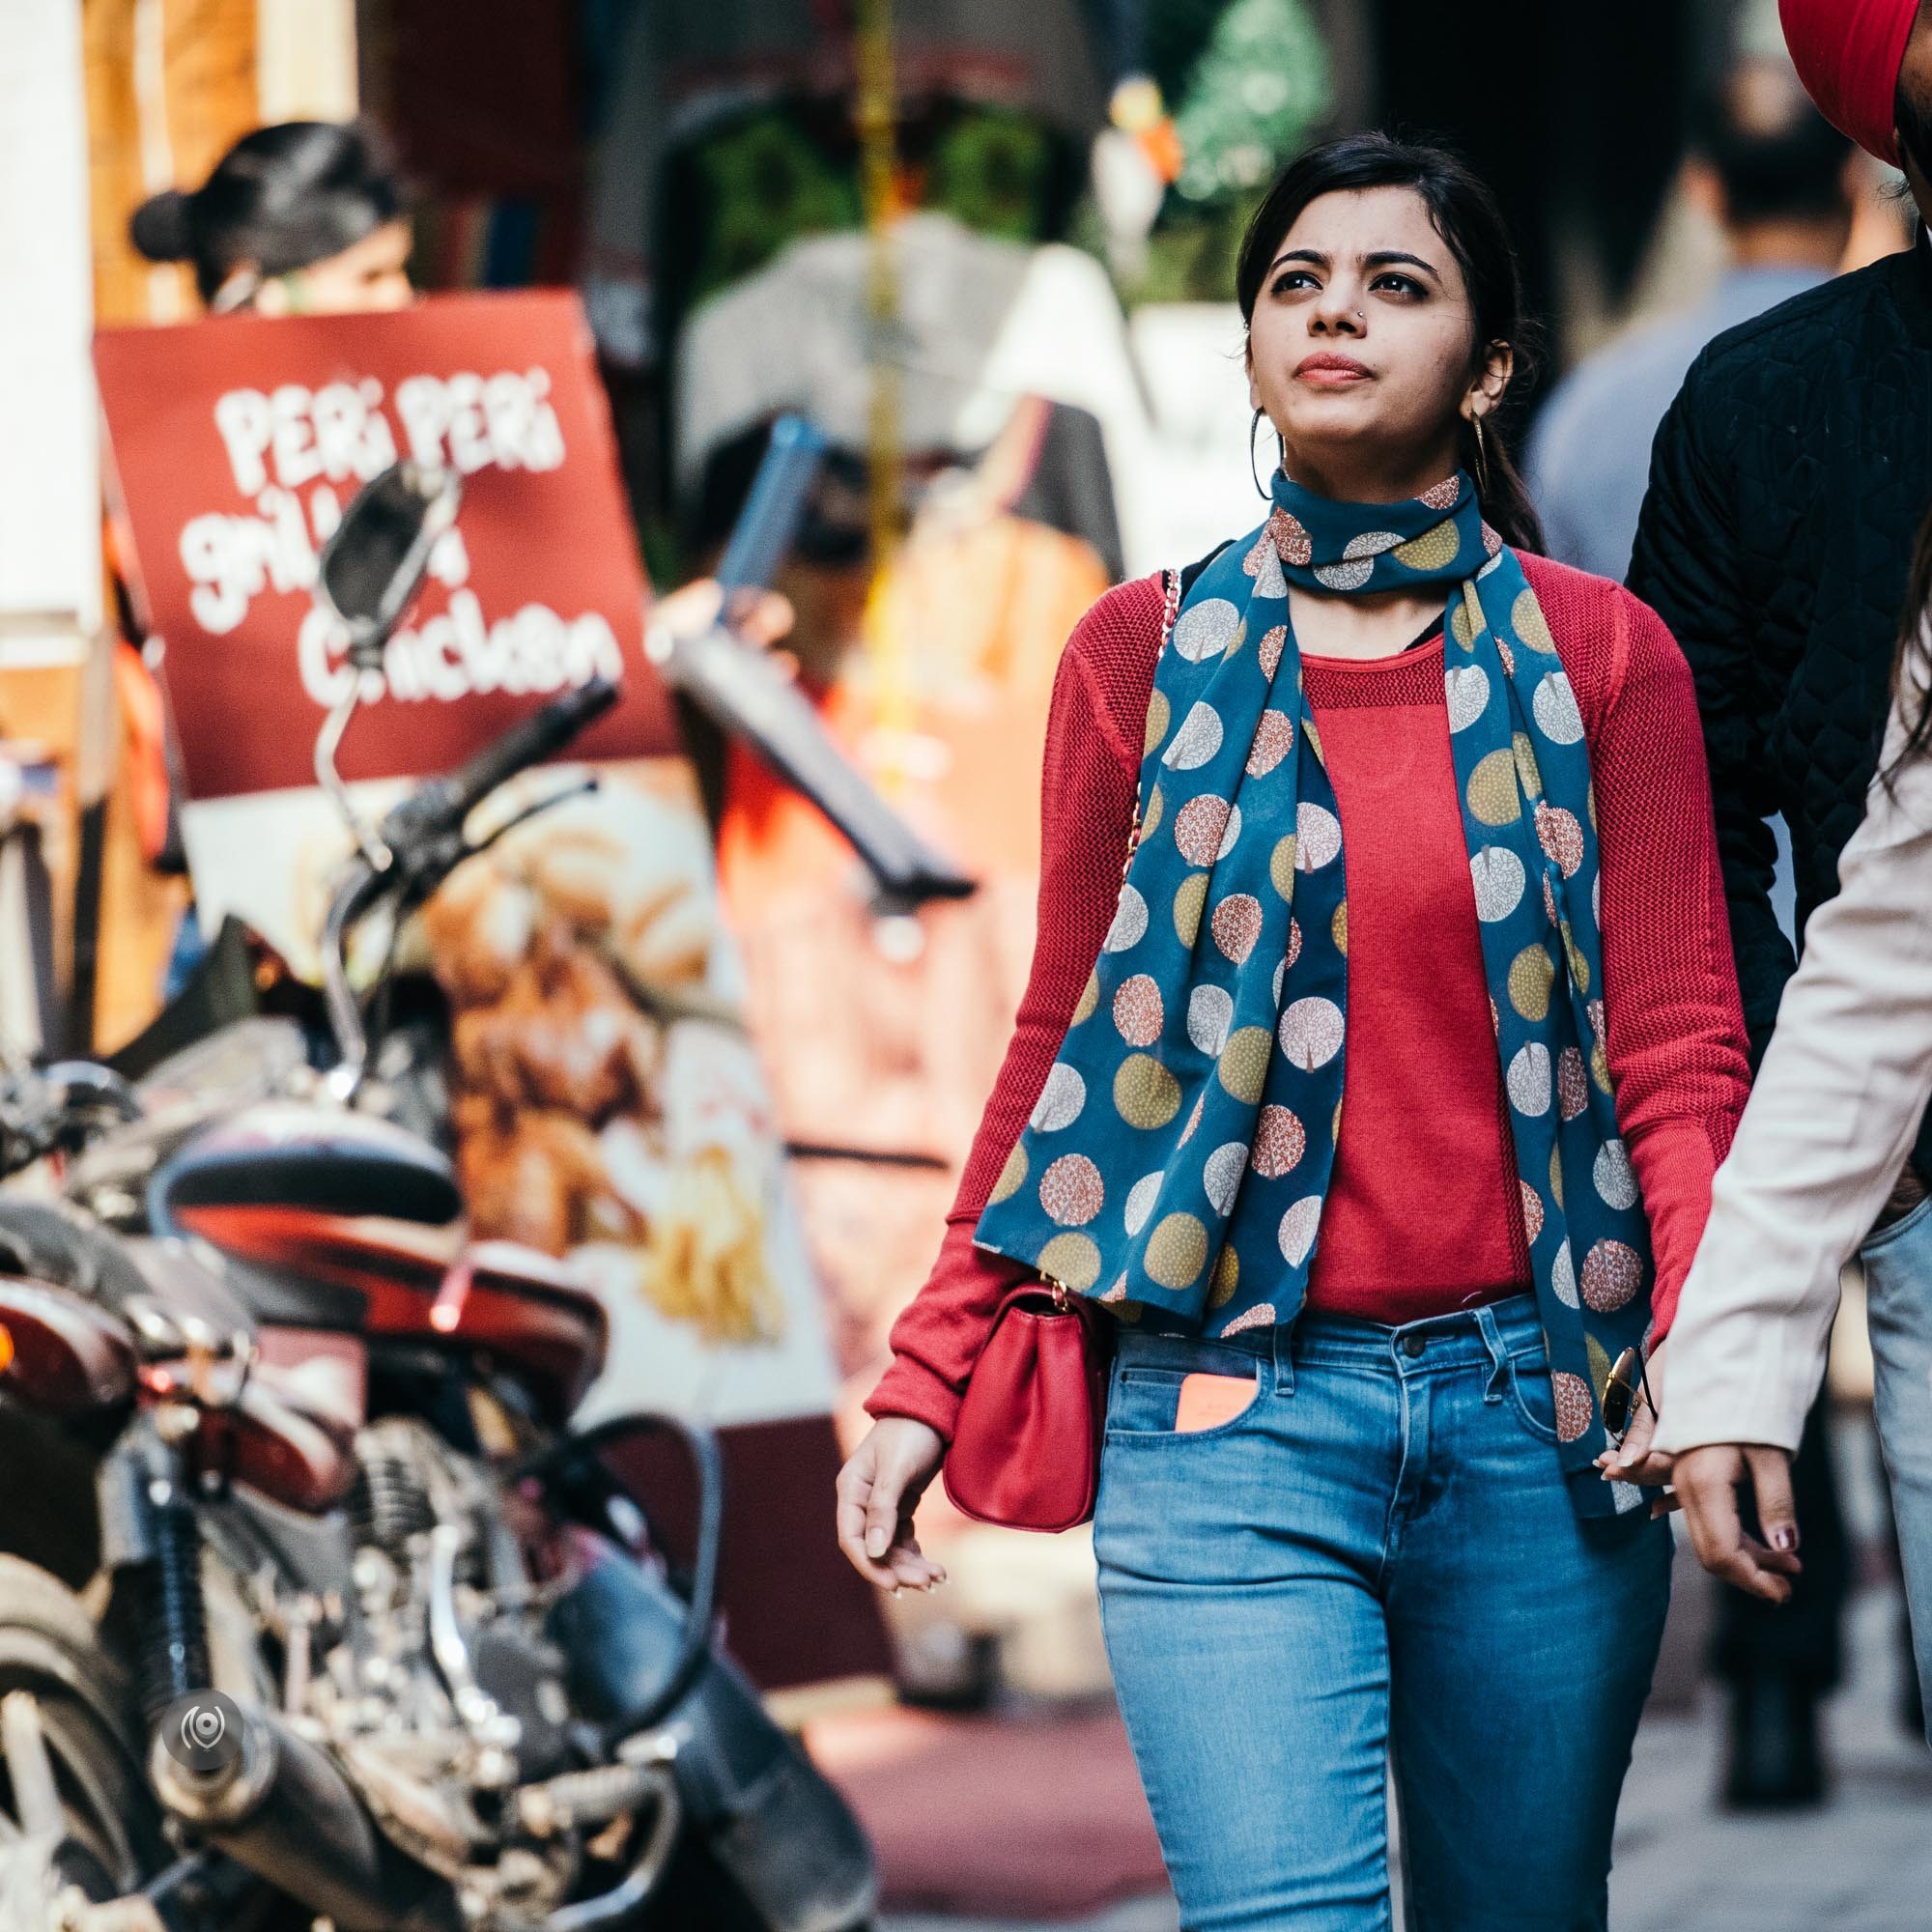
1594, 1343, 1680, 1514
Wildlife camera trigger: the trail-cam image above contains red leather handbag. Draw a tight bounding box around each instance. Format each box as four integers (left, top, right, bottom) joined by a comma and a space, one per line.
942, 1278, 1115, 1532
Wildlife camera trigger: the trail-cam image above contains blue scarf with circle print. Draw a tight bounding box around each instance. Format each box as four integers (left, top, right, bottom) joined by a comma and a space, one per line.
974, 469, 1654, 1520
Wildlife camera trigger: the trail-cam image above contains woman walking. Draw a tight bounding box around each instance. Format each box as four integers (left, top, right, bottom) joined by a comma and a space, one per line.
837, 134, 1751, 1930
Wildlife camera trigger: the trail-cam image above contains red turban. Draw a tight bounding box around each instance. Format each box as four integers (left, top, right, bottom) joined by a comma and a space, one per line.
1779, 0, 1917, 165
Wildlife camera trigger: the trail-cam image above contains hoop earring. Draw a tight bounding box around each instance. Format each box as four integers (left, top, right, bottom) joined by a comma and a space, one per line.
1470, 413, 1492, 497
1250, 407, 1276, 499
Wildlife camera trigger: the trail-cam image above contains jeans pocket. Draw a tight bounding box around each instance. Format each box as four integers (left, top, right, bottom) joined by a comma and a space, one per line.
1106, 1361, 1262, 1443
1506, 1350, 1562, 1444
1861, 1189, 1932, 1261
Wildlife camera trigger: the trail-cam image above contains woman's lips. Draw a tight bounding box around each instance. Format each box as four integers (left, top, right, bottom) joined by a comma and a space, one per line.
1294, 353, 1372, 384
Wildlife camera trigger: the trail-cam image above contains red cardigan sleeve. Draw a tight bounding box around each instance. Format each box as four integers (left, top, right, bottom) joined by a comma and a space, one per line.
1588, 584, 1752, 1340
863, 591, 1149, 1437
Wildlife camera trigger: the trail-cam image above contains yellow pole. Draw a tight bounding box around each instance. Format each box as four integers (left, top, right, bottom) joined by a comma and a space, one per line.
853, 0, 912, 792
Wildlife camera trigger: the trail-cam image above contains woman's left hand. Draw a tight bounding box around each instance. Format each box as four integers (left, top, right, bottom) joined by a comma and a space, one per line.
1595, 1340, 1675, 1492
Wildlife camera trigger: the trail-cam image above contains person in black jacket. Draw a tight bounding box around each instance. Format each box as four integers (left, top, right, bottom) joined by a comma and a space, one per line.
1628, 0, 1932, 1807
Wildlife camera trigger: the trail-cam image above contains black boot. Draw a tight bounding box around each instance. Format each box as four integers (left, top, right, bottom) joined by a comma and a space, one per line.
1722, 1671, 1826, 1810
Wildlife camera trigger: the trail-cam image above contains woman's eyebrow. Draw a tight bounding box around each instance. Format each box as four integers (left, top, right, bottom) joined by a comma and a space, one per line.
1362, 249, 1441, 280
1267, 247, 1327, 273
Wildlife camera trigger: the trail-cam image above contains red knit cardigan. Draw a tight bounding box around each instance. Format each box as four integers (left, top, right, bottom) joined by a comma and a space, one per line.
865, 554, 1752, 1441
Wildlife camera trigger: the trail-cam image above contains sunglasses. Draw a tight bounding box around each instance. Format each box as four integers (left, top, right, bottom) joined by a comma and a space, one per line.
1600, 1346, 1655, 1447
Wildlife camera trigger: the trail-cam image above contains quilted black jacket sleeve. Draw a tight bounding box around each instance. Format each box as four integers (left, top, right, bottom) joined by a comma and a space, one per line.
1630, 363, 1796, 1066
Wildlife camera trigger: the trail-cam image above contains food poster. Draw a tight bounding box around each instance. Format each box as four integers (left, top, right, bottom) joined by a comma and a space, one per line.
712, 413, 1112, 1431
92, 293, 839, 1435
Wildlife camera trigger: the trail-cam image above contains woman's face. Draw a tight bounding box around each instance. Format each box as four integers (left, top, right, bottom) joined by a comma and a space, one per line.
1246, 185, 1508, 492
252, 217, 415, 317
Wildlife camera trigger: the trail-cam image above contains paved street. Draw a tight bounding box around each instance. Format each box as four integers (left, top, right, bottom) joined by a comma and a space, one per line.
885, 1587, 1932, 1932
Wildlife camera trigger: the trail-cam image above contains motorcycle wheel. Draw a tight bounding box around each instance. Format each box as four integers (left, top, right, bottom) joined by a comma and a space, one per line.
0, 1555, 166, 1902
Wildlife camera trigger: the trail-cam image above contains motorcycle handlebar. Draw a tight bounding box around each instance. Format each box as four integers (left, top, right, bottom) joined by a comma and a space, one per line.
382, 677, 620, 851
321, 677, 620, 1086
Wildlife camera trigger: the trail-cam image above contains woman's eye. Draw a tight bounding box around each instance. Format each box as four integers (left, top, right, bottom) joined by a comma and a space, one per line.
1372, 273, 1425, 298
1270, 270, 1320, 297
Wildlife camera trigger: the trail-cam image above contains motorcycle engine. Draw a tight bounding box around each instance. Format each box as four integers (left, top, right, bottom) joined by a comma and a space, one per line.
300, 1417, 584, 1918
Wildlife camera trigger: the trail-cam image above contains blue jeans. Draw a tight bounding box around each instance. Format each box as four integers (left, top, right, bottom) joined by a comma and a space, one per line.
1861, 1195, 1932, 1739
1093, 1294, 1671, 1932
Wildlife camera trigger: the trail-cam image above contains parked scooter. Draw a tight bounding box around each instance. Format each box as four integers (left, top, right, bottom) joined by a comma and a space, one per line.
0, 456, 948, 1932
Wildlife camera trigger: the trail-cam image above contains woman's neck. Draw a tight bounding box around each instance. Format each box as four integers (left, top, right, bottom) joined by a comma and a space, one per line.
1278, 440, 1462, 507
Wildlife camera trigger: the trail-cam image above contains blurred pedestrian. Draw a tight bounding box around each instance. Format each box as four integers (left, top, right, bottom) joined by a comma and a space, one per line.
838, 132, 1750, 1929
129, 120, 413, 319
1528, 58, 1856, 584
1624, 0, 1932, 1807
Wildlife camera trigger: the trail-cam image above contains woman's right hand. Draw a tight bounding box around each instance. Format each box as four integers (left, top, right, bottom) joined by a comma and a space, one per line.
836, 1417, 949, 1594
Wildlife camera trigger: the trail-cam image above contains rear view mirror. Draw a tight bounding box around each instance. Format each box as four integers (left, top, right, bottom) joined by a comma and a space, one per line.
316, 461, 461, 667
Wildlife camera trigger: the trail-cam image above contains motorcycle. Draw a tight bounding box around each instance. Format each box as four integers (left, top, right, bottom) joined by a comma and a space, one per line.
0, 455, 954, 1932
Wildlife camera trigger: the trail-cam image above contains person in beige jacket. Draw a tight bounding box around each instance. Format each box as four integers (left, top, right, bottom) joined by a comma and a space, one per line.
1609, 661, 1932, 1733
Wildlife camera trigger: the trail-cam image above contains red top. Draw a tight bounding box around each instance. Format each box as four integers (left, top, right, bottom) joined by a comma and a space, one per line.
864, 555, 1751, 1441
1298, 635, 1529, 1321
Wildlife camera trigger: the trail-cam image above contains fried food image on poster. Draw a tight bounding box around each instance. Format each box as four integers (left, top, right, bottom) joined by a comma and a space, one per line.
421, 759, 789, 1348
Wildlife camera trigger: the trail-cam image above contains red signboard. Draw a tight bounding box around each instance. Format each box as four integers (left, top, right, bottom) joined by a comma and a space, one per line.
94, 291, 679, 800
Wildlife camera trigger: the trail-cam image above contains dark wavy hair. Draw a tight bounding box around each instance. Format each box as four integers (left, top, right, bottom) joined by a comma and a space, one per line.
129, 121, 406, 305
1234, 131, 1544, 554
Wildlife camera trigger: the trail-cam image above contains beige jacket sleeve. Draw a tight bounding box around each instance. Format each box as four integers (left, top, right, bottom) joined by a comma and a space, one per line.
1654, 696, 1932, 1456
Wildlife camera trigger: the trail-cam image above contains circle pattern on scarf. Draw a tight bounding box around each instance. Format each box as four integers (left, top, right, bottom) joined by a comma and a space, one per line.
1247, 711, 1295, 776
1269, 836, 1299, 899
1124, 1171, 1162, 1236
1279, 997, 1345, 1070
1145, 690, 1171, 756
1176, 795, 1233, 866
1278, 1197, 1322, 1267
1204, 1142, 1248, 1216
1038, 1233, 1101, 1292
1208, 1244, 1240, 1307
1113, 976, 1164, 1046
1146, 1212, 1208, 1290
1533, 671, 1584, 745
1105, 886, 1149, 952
1507, 1042, 1552, 1116
1164, 700, 1224, 769
1296, 802, 1342, 869
1593, 1140, 1638, 1210
1253, 1105, 1306, 1178
1446, 665, 1490, 732
1520, 1179, 1545, 1245
991, 1142, 1027, 1204
1394, 520, 1461, 571
1187, 983, 1234, 1055
1174, 874, 1208, 946
1536, 804, 1584, 877
1508, 944, 1555, 1022
1211, 894, 1264, 963
1115, 1056, 1181, 1129
1173, 599, 1240, 663
1581, 1239, 1642, 1312
1471, 847, 1526, 922
1039, 1154, 1104, 1225
1219, 1026, 1274, 1103
1032, 1065, 1086, 1131
1552, 1372, 1594, 1442
1513, 588, 1557, 654
1072, 970, 1099, 1026
1466, 750, 1521, 825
